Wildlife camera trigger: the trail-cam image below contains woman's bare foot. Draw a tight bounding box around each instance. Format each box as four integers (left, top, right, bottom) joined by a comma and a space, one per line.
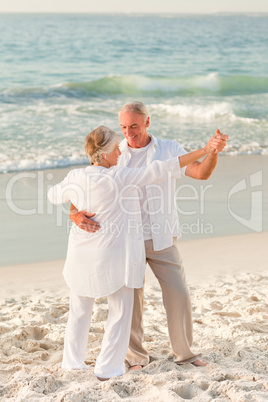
129, 365, 143, 371
192, 359, 208, 367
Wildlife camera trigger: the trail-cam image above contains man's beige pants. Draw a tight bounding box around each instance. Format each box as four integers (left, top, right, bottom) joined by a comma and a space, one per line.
126, 238, 201, 366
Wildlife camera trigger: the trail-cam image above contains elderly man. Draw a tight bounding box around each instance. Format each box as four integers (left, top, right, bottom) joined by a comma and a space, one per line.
70, 101, 228, 368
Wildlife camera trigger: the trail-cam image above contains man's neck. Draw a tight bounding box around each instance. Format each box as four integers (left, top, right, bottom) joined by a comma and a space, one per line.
127, 135, 151, 149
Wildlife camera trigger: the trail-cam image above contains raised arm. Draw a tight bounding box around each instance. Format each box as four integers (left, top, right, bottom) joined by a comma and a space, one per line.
116, 138, 219, 189
185, 130, 228, 180
179, 146, 214, 168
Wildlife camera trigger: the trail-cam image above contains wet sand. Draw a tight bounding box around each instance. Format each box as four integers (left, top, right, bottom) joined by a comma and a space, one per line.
0, 233, 267, 400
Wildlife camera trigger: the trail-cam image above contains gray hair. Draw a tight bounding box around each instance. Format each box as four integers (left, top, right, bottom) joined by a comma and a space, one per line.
119, 101, 150, 122
84, 126, 121, 164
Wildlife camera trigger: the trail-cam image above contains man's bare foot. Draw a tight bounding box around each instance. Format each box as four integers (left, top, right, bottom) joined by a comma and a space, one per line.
192, 359, 208, 367
129, 365, 143, 371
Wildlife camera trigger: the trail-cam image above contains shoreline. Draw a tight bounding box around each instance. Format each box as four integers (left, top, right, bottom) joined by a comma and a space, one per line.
0, 152, 266, 176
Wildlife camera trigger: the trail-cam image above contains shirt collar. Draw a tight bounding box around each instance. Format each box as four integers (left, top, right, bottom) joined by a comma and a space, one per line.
120, 134, 158, 155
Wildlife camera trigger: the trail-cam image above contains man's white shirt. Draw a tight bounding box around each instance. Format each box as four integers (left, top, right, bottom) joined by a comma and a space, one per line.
118, 135, 187, 251
127, 141, 153, 240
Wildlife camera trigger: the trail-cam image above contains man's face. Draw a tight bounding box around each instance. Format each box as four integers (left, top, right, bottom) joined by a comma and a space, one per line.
119, 111, 150, 148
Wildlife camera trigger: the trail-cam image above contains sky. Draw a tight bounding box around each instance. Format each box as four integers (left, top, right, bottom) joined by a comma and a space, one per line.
0, 0, 268, 14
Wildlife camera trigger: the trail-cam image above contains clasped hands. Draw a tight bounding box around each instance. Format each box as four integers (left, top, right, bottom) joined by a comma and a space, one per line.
205, 129, 229, 154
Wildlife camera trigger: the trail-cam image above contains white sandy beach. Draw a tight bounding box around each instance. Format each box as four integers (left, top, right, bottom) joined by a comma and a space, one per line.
0, 232, 267, 401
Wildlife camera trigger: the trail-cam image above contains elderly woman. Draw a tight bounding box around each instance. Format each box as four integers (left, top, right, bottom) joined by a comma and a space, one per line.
48, 126, 214, 380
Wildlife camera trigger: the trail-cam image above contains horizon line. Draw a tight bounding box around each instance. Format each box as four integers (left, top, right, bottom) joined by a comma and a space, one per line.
0, 11, 268, 15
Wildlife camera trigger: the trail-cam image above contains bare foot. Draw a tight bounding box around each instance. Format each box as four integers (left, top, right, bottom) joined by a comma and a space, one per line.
192, 359, 208, 367
129, 365, 143, 371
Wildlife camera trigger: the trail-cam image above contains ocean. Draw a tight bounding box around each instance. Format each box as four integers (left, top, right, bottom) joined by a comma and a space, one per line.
0, 13, 268, 173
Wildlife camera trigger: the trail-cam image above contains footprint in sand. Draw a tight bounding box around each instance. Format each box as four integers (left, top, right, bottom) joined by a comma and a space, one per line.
212, 311, 241, 317
14, 326, 48, 341
171, 382, 207, 400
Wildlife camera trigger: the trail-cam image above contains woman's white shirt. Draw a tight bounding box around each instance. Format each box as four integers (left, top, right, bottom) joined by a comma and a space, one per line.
48, 157, 181, 298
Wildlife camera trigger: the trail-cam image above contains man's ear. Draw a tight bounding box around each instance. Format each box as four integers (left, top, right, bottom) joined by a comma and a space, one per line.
145, 116, 150, 128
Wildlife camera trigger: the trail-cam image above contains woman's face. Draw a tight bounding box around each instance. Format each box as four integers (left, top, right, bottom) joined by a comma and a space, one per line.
105, 142, 121, 166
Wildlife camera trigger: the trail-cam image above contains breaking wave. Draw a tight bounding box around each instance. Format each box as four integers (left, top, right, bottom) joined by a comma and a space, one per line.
2, 73, 268, 100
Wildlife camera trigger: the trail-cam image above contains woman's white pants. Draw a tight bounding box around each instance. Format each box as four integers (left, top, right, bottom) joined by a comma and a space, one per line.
62, 286, 134, 379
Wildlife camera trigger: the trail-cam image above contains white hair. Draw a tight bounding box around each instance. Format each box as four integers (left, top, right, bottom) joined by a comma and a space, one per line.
84, 125, 121, 164
119, 101, 150, 122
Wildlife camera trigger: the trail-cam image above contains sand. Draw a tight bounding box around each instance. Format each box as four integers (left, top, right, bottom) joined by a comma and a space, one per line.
0, 232, 267, 401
